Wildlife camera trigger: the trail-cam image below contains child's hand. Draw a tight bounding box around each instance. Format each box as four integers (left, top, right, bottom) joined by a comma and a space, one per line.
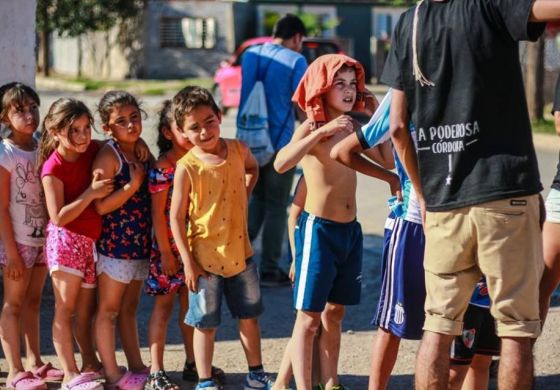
289, 262, 296, 284
128, 162, 146, 191
318, 115, 354, 139
388, 173, 402, 202
90, 169, 115, 199
184, 260, 208, 292
5, 254, 25, 281
134, 139, 152, 163
161, 251, 181, 276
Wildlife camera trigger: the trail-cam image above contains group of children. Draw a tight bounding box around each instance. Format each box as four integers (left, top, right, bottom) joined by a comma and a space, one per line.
0, 52, 501, 390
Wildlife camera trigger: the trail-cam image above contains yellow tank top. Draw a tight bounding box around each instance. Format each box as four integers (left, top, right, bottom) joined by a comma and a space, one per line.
177, 139, 252, 277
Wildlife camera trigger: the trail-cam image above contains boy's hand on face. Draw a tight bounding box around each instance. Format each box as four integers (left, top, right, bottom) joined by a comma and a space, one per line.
318, 115, 354, 139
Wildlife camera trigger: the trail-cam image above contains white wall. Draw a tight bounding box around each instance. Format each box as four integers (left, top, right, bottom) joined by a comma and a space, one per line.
0, 0, 37, 87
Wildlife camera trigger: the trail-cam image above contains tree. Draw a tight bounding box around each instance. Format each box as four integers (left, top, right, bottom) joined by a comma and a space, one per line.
36, 0, 144, 76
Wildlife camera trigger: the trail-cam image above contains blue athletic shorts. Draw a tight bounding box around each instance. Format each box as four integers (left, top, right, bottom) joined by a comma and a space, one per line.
372, 213, 426, 340
293, 211, 363, 312
185, 259, 264, 328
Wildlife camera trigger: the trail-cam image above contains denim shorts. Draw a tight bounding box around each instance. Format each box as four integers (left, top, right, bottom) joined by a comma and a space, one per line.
185, 259, 264, 328
546, 188, 560, 223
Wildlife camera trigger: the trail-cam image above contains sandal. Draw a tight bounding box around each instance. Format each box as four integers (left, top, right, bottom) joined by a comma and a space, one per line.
88, 365, 127, 381
105, 370, 147, 390
182, 362, 225, 384
144, 371, 179, 390
60, 373, 103, 390
8, 372, 47, 390
32, 362, 64, 381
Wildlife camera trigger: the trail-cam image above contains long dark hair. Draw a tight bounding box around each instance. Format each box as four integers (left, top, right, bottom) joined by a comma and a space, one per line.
37, 98, 93, 171
0, 82, 40, 136
97, 90, 143, 125
156, 100, 174, 155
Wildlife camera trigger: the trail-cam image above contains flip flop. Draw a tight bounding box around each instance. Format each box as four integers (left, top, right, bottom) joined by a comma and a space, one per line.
8, 371, 47, 390
60, 372, 103, 390
105, 370, 147, 390
132, 366, 150, 375
86, 365, 126, 381
32, 362, 64, 381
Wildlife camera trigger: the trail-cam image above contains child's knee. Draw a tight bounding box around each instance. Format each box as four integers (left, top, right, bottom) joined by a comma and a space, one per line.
322, 303, 345, 324
25, 295, 42, 312
296, 311, 322, 335
1, 301, 24, 317
96, 307, 119, 322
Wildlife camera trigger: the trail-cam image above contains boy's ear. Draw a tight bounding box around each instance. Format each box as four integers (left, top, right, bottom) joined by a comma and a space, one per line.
217, 111, 222, 124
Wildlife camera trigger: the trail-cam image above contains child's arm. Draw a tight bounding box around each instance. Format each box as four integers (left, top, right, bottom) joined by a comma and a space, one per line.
0, 166, 24, 280
274, 116, 354, 173
151, 172, 180, 276
362, 140, 395, 169
390, 90, 424, 217
287, 176, 307, 282
330, 132, 401, 197
170, 165, 207, 292
240, 142, 259, 197
42, 170, 114, 227
92, 146, 146, 215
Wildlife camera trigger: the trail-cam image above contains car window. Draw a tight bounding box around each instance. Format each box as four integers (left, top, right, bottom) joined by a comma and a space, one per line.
301, 42, 340, 64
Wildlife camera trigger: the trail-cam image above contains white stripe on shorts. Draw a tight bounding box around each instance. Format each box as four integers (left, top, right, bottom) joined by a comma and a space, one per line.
295, 214, 315, 310
381, 217, 403, 329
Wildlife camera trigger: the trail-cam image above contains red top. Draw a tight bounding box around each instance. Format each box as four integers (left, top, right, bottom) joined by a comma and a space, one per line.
41, 142, 102, 240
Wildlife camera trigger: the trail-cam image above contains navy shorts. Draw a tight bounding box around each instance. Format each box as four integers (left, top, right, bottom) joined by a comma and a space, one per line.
293, 211, 363, 312
372, 213, 426, 340
185, 259, 264, 328
450, 304, 501, 365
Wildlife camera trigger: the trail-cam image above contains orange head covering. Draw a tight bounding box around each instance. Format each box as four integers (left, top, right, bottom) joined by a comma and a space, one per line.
292, 54, 367, 125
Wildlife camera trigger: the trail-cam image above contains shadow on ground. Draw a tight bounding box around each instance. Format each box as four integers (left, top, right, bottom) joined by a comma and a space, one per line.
1, 233, 384, 356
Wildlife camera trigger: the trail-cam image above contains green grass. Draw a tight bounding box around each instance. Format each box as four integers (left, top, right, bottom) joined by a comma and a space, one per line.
67, 76, 214, 94
532, 118, 555, 134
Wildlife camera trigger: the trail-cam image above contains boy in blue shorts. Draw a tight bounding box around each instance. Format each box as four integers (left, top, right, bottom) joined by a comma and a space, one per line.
332, 89, 426, 389
274, 55, 399, 390
449, 278, 500, 390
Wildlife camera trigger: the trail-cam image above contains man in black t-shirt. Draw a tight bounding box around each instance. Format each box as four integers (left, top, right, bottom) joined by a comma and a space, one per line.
541, 75, 560, 325
382, 1, 560, 389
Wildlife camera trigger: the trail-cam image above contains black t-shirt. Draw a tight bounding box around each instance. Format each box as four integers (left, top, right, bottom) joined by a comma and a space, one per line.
381, 0, 545, 211
551, 76, 560, 191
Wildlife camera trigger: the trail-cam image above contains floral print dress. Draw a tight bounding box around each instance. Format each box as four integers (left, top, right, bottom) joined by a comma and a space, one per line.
145, 165, 185, 295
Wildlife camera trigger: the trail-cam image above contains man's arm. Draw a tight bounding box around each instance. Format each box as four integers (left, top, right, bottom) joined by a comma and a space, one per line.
389, 89, 425, 219
531, 0, 560, 21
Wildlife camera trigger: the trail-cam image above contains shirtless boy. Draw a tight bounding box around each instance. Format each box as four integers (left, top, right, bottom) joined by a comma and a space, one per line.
274, 54, 399, 390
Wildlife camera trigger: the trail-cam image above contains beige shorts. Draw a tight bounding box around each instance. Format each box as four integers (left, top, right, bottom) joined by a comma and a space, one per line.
423, 194, 544, 338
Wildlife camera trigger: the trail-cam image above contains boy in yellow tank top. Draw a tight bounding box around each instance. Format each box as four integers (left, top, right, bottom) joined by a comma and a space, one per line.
170, 86, 272, 390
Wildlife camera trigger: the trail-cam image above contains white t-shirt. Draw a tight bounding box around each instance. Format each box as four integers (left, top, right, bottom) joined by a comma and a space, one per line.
0, 140, 46, 246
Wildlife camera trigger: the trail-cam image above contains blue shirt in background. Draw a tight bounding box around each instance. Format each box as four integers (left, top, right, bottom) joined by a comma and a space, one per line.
238, 42, 307, 151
